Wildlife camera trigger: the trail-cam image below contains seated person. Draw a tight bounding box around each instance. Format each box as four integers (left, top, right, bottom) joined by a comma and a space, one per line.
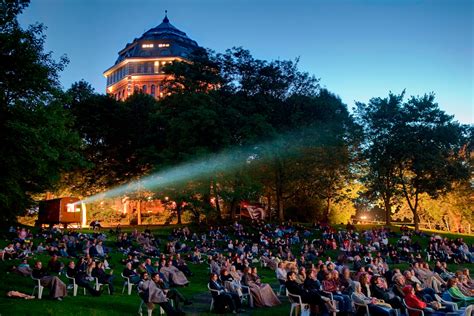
242, 267, 280, 307
151, 272, 192, 308
92, 261, 114, 294
123, 262, 140, 284
3, 243, 17, 260
370, 275, 403, 309
322, 271, 352, 312
66, 261, 101, 296
276, 262, 287, 285
160, 260, 189, 286
138, 272, 183, 316
403, 285, 445, 316
32, 261, 67, 300
173, 254, 193, 277
220, 268, 243, 297
47, 254, 63, 274
352, 281, 396, 316
286, 271, 337, 312
444, 278, 474, 307
209, 273, 243, 313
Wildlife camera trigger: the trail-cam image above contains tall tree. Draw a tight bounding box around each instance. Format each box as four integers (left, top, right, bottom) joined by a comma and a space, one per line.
356, 92, 470, 230
396, 94, 469, 230
0, 0, 82, 222
355, 92, 405, 225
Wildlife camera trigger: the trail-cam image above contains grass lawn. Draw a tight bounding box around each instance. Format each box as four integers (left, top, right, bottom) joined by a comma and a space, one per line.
0, 224, 472, 315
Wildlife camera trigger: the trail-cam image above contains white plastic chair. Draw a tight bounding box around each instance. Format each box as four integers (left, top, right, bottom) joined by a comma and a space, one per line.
320, 285, 334, 300
208, 283, 223, 312
95, 277, 111, 294
239, 283, 253, 308
286, 289, 310, 316
351, 293, 370, 316
277, 279, 286, 296
138, 299, 154, 316
31, 275, 44, 299
121, 273, 136, 295
434, 293, 466, 312
65, 273, 86, 296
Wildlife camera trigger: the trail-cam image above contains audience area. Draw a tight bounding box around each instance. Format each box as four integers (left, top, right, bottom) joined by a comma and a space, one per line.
0, 221, 473, 315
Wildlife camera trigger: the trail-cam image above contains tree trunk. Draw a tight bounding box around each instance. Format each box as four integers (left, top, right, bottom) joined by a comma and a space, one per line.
325, 195, 331, 223
383, 196, 392, 225
214, 190, 222, 219
210, 178, 221, 220
230, 198, 236, 220
176, 203, 182, 224
413, 210, 420, 231
275, 159, 284, 221
267, 194, 272, 222
277, 197, 284, 222
137, 200, 142, 225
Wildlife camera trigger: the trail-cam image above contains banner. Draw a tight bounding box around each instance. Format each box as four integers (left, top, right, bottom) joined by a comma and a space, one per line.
240, 202, 267, 220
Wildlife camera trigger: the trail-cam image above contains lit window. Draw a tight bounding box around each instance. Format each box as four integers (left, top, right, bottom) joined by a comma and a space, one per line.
67, 204, 81, 213
142, 43, 154, 48
158, 43, 170, 48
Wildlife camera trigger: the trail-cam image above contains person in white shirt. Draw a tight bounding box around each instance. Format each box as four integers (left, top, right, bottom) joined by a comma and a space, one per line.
276, 262, 287, 285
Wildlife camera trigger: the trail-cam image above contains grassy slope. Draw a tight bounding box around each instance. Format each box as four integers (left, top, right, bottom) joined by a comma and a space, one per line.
0, 225, 472, 315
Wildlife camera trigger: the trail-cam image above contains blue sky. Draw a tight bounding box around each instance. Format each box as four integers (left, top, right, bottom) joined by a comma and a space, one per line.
19, 0, 473, 123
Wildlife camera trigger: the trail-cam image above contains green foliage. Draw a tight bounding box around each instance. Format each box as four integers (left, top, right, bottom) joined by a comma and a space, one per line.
356, 92, 470, 230
0, 0, 82, 222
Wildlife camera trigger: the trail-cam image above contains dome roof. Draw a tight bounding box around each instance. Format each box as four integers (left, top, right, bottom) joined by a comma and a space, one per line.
114, 13, 199, 65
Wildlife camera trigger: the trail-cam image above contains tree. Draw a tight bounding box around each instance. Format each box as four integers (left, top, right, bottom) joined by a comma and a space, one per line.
356, 92, 470, 230
396, 94, 469, 231
355, 92, 405, 225
0, 0, 82, 222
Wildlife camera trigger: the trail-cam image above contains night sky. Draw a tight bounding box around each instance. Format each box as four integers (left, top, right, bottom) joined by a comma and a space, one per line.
19, 0, 473, 123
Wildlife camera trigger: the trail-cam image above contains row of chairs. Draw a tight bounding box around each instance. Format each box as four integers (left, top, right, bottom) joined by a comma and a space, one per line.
31, 273, 113, 299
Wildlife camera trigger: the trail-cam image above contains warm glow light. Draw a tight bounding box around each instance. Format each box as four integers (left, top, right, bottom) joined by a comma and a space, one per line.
142, 44, 154, 48
158, 43, 170, 48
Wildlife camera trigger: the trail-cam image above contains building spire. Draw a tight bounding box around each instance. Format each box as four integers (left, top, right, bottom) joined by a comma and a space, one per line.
163, 10, 169, 23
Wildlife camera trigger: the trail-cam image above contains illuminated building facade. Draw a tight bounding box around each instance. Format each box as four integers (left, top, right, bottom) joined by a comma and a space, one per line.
103, 13, 199, 100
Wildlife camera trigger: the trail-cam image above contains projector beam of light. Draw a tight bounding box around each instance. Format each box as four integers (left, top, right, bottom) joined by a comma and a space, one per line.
74, 125, 333, 206
77, 151, 241, 205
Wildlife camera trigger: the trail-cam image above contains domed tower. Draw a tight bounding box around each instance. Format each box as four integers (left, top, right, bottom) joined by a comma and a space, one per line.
103, 12, 199, 100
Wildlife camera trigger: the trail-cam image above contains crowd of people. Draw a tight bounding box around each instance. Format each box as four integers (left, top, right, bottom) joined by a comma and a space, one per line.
1, 221, 473, 315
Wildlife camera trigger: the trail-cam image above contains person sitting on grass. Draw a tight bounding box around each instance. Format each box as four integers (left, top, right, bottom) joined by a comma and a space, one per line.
138, 272, 184, 316
32, 261, 67, 301
173, 254, 193, 277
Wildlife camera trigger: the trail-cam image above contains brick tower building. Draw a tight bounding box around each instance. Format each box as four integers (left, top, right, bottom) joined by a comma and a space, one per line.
103, 12, 199, 100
